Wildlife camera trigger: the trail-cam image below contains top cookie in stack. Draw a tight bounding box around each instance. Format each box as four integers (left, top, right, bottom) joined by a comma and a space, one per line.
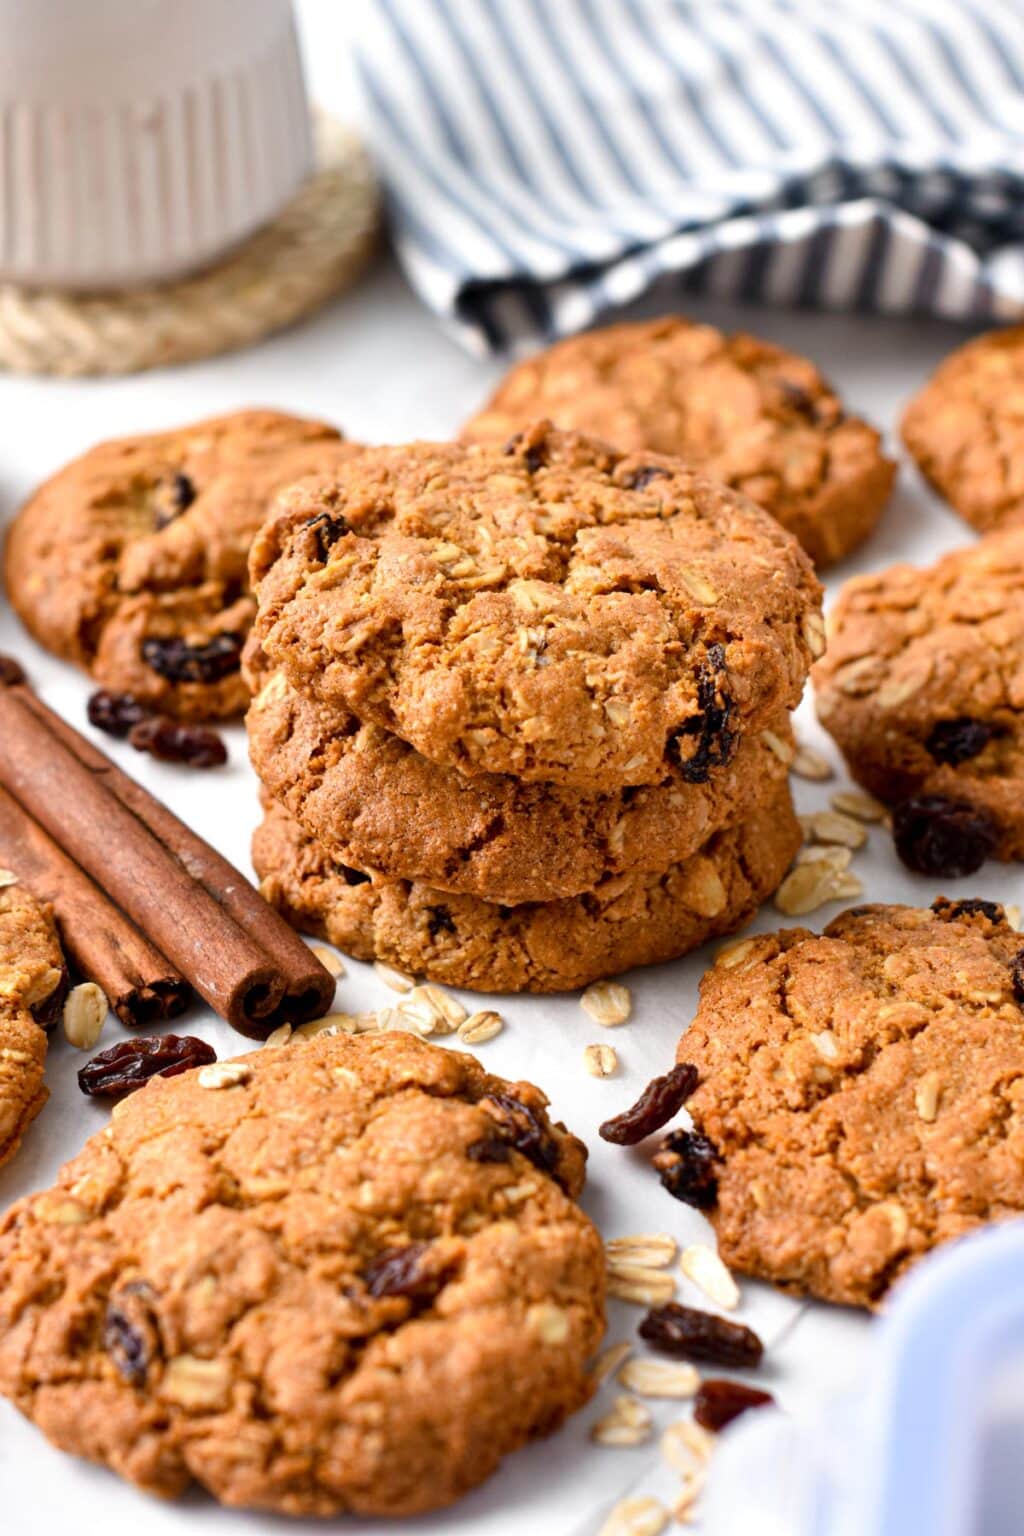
247, 423, 823, 992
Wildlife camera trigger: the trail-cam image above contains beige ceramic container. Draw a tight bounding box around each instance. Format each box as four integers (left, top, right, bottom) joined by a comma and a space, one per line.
0, 0, 312, 288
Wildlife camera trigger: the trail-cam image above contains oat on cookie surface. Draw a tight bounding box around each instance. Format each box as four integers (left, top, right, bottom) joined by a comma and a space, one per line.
814, 527, 1024, 860
0, 1032, 604, 1516
0, 883, 66, 1169
249, 424, 821, 789
251, 782, 801, 993
245, 662, 796, 904
463, 318, 894, 567
679, 899, 1024, 1308
4, 410, 356, 720
902, 325, 1024, 532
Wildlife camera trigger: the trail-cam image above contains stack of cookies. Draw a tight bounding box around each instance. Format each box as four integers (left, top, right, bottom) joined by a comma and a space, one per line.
246, 423, 823, 993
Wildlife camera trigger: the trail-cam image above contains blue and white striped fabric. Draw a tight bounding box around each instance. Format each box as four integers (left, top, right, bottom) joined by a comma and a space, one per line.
353, 0, 1024, 353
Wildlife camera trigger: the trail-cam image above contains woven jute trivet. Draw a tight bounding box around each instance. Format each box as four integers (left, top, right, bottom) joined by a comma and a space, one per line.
0, 117, 379, 377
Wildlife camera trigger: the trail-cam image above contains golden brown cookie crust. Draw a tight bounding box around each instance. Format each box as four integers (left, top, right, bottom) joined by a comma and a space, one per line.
4, 410, 355, 720
252, 784, 801, 993
463, 318, 894, 567
680, 899, 1024, 1308
902, 325, 1024, 533
245, 664, 796, 905
0, 1032, 603, 1516
0, 882, 66, 1169
250, 424, 821, 790
814, 528, 1024, 858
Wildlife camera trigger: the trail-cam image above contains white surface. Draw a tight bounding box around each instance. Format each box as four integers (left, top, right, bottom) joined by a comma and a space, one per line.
0, 7, 1019, 1533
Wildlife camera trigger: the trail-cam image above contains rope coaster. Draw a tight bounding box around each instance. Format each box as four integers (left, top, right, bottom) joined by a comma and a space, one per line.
0, 117, 380, 377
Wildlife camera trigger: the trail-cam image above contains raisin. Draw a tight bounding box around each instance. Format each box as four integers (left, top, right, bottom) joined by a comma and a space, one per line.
0, 654, 27, 686
337, 862, 371, 888
639, 1303, 764, 1368
87, 689, 151, 738
364, 1243, 453, 1304
931, 896, 1004, 925
625, 465, 669, 491
141, 632, 242, 685
666, 643, 736, 784
925, 717, 996, 766
652, 1130, 719, 1209
892, 795, 998, 878
104, 1281, 161, 1385
694, 1378, 774, 1432
1012, 952, 1024, 1006
501, 430, 547, 472
30, 963, 69, 1031
778, 379, 816, 416
479, 1091, 565, 1187
427, 904, 456, 939
304, 509, 350, 561
129, 717, 227, 769
466, 1136, 512, 1164
153, 472, 197, 529
599, 1062, 699, 1145
78, 1034, 216, 1098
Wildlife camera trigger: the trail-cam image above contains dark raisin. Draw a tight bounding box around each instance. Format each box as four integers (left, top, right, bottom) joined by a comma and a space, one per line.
337, 862, 371, 887
931, 896, 1004, 925
30, 963, 69, 1032
479, 1091, 565, 1187
128, 717, 227, 769
625, 465, 670, 491
892, 795, 998, 878
0, 654, 27, 686
502, 429, 547, 473
666, 643, 736, 784
78, 1034, 216, 1098
1012, 952, 1024, 1006
925, 717, 996, 766
694, 1378, 774, 1432
104, 1282, 161, 1385
427, 904, 456, 939
778, 379, 815, 416
599, 1063, 699, 1146
364, 1243, 453, 1304
304, 509, 351, 561
652, 1130, 719, 1209
87, 689, 151, 738
466, 1136, 512, 1164
141, 632, 243, 685
153, 472, 197, 529
639, 1303, 764, 1368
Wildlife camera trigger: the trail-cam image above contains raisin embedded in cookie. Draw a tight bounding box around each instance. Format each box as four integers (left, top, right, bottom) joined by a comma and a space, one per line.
250, 425, 821, 790
902, 325, 1024, 532
252, 783, 800, 993
246, 665, 796, 905
678, 899, 1024, 1309
0, 1032, 604, 1516
463, 318, 894, 567
0, 882, 67, 1170
4, 410, 355, 721
814, 527, 1024, 862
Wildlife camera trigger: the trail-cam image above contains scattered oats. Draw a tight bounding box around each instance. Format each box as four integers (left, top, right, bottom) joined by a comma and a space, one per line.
311, 945, 345, 978
915, 1070, 942, 1123
62, 982, 109, 1051
791, 745, 834, 781
809, 809, 868, 849
589, 1340, 633, 1388
671, 1469, 707, 1526
296, 1012, 360, 1038
661, 1418, 715, 1475
679, 1244, 740, 1310
377, 1005, 413, 1033
373, 961, 414, 993
832, 873, 865, 899
0, 869, 17, 889
761, 728, 795, 765
774, 861, 844, 916
263, 1023, 293, 1048
796, 844, 852, 870
457, 1009, 504, 1045
584, 1042, 618, 1077
598, 1496, 667, 1536
413, 983, 467, 1031
1006, 904, 1021, 930
526, 1301, 570, 1344
830, 789, 887, 823
802, 610, 827, 660
353, 1010, 381, 1033
395, 993, 443, 1036
714, 936, 761, 970
811, 1029, 839, 1061
606, 1263, 677, 1306
581, 980, 632, 1027
606, 1233, 677, 1269
798, 813, 816, 843
618, 1357, 700, 1399
590, 1396, 654, 1449
197, 1062, 252, 1090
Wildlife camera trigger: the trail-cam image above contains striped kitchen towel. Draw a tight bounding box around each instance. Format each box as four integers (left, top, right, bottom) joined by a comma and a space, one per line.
353, 0, 1024, 353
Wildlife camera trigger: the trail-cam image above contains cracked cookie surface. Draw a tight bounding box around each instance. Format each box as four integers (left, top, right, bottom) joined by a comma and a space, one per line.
902, 325, 1024, 532
5, 410, 355, 720
0, 882, 66, 1170
814, 528, 1024, 859
249, 423, 821, 790
463, 318, 894, 567
252, 783, 800, 993
246, 662, 796, 905
0, 1032, 603, 1516
679, 899, 1024, 1308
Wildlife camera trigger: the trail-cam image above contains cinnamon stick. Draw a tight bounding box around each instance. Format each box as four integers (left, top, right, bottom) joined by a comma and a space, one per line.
0, 784, 190, 1028
0, 678, 334, 1037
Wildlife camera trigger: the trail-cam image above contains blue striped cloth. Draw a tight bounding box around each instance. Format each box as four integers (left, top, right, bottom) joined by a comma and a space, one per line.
353, 0, 1024, 354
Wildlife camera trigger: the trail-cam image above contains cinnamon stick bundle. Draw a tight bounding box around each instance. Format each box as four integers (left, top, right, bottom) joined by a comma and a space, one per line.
0, 785, 190, 1028
0, 676, 334, 1038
